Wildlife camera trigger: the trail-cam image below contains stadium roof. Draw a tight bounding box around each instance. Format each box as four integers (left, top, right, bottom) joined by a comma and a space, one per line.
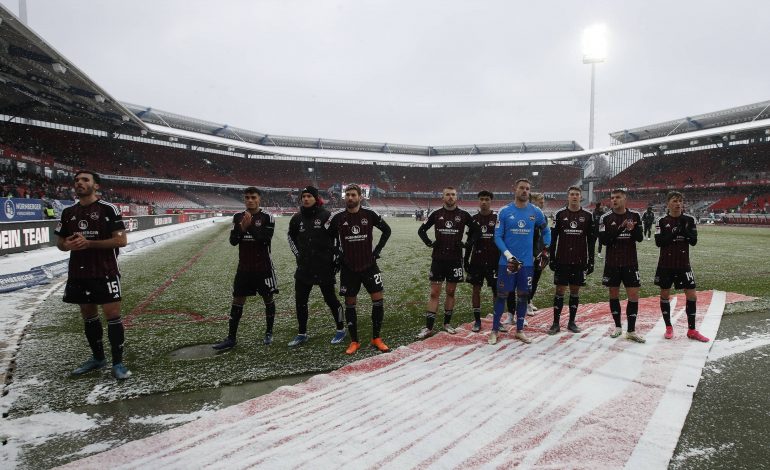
609, 100, 770, 145
124, 102, 583, 161
0, 5, 146, 133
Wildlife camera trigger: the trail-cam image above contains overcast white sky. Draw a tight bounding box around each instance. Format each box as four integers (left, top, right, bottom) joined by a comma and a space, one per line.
3, 0, 769, 148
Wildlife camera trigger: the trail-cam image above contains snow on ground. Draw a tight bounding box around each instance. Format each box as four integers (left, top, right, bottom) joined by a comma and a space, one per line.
0, 218, 223, 383
708, 330, 770, 361
60, 291, 735, 469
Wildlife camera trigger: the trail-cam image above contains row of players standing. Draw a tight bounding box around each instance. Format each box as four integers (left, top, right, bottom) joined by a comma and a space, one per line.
56, 171, 708, 381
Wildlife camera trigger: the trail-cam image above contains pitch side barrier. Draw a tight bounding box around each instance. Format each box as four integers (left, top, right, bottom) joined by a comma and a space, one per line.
0, 212, 217, 293
722, 213, 770, 225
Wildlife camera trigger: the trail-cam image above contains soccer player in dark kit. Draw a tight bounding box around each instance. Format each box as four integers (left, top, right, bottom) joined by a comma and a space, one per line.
642, 206, 655, 241
287, 186, 346, 347
55, 170, 130, 379
464, 190, 499, 332
416, 187, 479, 339
598, 189, 645, 343
326, 184, 392, 354
654, 192, 709, 342
548, 186, 595, 335
213, 187, 278, 350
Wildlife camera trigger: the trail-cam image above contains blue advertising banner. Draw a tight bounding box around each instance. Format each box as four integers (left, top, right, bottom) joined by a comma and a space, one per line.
1, 198, 44, 222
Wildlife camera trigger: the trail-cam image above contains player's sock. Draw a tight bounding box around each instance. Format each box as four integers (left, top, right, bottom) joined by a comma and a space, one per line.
372, 299, 384, 339
83, 316, 105, 361
330, 304, 345, 331
492, 296, 506, 331
686, 299, 697, 330
610, 298, 622, 328
553, 295, 564, 323
228, 304, 244, 339
345, 303, 358, 342
473, 307, 481, 323
516, 295, 528, 331
626, 300, 639, 332
265, 300, 276, 335
107, 316, 125, 365
568, 295, 579, 324
443, 309, 453, 326
425, 311, 436, 330
660, 299, 671, 327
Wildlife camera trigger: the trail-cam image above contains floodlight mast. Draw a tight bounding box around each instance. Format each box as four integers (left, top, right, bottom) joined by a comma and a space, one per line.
582, 24, 607, 150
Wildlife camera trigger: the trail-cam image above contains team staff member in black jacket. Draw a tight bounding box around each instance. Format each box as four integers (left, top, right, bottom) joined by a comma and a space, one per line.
642, 206, 655, 241
213, 187, 278, 350
287, 186, 346, 347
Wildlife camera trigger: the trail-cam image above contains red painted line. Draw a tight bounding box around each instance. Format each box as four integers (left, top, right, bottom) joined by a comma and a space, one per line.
124, 238, 219, 327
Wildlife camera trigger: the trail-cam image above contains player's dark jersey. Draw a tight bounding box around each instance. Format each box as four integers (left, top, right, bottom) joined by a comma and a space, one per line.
230, 210, 275, 272
55, 199, 125, 279
642, 210, 655, 226
326, 207, 391, 272
418, 207, 478, 261
469, 211, 499, 267
598, 210, 643, 267
550, 207, 595, 266
654, 214, 697, 269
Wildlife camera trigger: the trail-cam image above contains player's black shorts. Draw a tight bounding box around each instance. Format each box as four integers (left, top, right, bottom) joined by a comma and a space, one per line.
553, 264, 586, 287
602, 265, 641, 288
466, 264, 497, 287
654, 267, 696, 290
429, 259, 464, 283
63, 275, 122, 305
233, 270, 279, 297
339, 264, 384, 297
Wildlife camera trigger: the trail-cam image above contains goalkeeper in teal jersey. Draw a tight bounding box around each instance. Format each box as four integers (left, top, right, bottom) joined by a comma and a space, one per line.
489, 178, 551, 345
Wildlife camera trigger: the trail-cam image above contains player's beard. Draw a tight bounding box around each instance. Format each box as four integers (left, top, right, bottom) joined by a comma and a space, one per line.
75, 185, 94, 198
347, 201, 359, 210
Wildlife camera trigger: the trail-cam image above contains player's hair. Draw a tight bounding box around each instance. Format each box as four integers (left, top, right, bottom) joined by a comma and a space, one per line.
667, 191, 684, 202
477, 190, 494, 200
611, 188, 627, 195
344, 184, 362, 195
244, 186, 261, 196
514, 178, 531, 187
443, 186, 456, 193
74, 169, 100, 184
530, 192, 544, 202
567, 185, 582, 193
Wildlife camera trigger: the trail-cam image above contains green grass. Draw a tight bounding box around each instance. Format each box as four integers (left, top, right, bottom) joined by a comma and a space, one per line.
8, 219, 770, 414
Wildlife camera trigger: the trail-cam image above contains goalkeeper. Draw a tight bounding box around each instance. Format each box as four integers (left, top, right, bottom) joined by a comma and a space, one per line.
489, 179, 551, 345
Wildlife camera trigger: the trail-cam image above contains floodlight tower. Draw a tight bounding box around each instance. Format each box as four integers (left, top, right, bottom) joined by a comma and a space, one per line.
582, 24, 607, 149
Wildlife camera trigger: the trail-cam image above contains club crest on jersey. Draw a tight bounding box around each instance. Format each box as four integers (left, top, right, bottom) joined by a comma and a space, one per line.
314, 219, 321, 226
445, 221, 454, 228
579, 217, 585, 222
254, 219, 262, 227
90, 212, 99, 220
570, 221, 578, 229
361, 218, 368, 226
351, 225, 361, 235
488, 221, 494, 226
454, 215, 461, 222
517, 220, 526, 228
78, 220, 88, 230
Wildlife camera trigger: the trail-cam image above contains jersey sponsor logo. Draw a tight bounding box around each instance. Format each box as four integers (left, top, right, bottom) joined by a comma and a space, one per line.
481, 225, 488, 233
351, 225, 361, 235
570, 221, 578, 229
361, 218, 369, 226
517, 220, 526, 228
445, 221, 454, 228
78, 220, 88, 230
